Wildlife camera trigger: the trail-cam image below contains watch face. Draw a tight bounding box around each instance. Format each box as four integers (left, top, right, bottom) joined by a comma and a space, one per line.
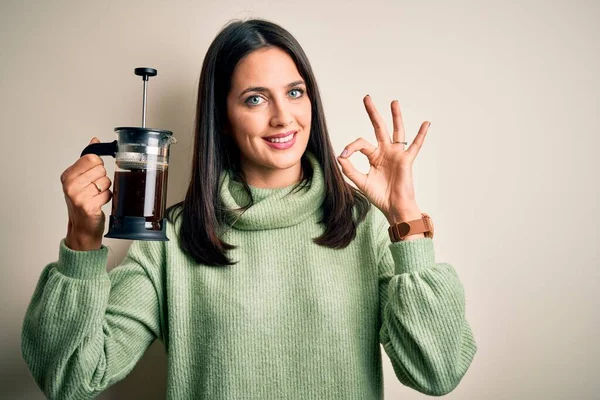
398, 222, 411, 237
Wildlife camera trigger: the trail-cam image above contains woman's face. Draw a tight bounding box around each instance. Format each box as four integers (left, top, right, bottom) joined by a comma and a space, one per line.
226, 46, 311, 188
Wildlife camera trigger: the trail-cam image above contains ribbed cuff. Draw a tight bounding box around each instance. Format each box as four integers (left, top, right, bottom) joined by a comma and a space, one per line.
389, 237, 436, 275
57, 238, 109, 279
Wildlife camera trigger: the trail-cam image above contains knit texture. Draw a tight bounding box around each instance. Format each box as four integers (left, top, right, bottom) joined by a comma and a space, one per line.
22, 151, 477, 399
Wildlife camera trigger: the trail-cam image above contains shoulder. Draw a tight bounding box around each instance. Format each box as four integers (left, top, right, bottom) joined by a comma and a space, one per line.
125, 207, 182, 272
353, 200, 387, 227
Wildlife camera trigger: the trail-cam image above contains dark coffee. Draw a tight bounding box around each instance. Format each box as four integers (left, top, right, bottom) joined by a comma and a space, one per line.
111, 167, 169, 230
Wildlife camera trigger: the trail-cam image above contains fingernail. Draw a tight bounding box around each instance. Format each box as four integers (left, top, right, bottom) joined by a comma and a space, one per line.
341, 149, 348, 157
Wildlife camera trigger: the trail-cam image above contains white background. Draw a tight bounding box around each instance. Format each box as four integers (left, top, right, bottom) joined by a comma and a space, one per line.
1, 0, 598, 398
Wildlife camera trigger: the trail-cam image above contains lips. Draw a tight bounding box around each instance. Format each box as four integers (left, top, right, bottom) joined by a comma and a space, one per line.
263, 131, 297, 149
264, 130, 297, 139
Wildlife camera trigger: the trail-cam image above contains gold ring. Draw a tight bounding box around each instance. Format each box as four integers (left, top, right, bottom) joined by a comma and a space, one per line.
92, 181, 102, 193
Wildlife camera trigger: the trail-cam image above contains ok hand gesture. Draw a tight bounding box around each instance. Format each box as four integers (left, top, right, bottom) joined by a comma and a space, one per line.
337, 95, 431, 224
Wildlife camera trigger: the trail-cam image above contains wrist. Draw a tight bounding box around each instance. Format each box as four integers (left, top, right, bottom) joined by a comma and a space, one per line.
385, 203, 427, 242
385, 203, 422, 225
65, 228, 102, 251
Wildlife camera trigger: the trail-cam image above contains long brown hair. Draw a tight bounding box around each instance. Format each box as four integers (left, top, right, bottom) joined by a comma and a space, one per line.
166, 18, 370, 267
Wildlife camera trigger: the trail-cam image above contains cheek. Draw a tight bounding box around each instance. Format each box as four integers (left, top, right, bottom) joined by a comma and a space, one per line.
299, 102, 312, 127
230, 111, 267, 142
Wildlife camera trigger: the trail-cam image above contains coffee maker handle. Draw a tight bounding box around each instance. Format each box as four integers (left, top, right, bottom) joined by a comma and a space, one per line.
80, 140, 118, 158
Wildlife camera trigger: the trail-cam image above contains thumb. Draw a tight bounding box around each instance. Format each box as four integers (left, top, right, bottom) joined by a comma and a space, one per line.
90, 137, 101, 144
337, 156, 367, 191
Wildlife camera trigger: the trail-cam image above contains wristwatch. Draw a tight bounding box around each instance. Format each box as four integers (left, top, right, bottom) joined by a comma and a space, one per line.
388, 213, 434, 242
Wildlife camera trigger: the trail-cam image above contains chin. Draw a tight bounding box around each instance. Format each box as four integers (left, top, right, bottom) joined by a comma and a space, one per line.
267, 153, 303, 170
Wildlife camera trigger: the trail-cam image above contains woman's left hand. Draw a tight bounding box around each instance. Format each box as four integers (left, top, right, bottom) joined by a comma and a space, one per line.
337, 95, 431, 224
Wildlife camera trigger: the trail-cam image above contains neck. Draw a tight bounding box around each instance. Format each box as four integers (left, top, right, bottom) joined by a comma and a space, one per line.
219, 151, 323, 231
240, 158, 303, 189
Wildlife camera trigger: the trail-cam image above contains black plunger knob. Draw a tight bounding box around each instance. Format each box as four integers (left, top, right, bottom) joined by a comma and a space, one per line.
134, 67, 157, 81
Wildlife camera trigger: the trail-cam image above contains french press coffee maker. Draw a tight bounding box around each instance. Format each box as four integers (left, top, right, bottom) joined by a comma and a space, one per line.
80, 67, 177, 241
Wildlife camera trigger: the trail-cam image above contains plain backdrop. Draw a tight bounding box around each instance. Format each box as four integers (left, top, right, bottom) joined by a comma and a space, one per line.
1, 0, 598, 399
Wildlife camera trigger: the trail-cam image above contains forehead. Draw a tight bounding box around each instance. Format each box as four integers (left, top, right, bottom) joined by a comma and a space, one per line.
231, 47, 302, 89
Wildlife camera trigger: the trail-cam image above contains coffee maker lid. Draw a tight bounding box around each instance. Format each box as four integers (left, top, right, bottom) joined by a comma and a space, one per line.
114, 126, 173, 135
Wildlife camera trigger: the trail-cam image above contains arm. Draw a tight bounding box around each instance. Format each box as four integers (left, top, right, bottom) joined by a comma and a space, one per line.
21, 237, 164, 400
374, 208, 477, 396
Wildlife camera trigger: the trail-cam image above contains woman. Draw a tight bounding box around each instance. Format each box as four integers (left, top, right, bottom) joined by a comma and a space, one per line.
22, 18, 477, 399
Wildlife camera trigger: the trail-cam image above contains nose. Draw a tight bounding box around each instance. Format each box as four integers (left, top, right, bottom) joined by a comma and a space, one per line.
269, 97, 293, 128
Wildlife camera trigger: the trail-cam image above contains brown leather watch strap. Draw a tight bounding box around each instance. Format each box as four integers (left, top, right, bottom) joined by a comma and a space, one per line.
388, 213, 434, 242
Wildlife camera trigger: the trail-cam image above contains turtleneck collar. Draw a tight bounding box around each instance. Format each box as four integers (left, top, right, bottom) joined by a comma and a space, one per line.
219, 151, 325, 231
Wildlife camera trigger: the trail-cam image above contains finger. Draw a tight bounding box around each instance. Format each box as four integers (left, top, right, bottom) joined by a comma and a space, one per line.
87, 188, 113, 210
336, 155, 368, 192
63, 154, 105, 185
71, 164, 107, 192
406, 121, 431, 156
87, 176, 112, 197
391, 100, 405, 145
61, 138, 104, 184
339, 137, 378, 163
363, 95, 391, 146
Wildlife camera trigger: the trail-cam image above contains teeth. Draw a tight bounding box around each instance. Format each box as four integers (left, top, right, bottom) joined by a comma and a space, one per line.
266, 133, 294, 143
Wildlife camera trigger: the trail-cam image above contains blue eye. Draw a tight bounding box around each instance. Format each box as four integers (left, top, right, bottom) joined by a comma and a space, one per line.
244, 88, 305, 107
289, 88, 305, 98
246, 96, 263, 106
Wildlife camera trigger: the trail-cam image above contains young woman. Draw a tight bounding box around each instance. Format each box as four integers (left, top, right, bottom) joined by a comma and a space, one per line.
22, 18, 477, 399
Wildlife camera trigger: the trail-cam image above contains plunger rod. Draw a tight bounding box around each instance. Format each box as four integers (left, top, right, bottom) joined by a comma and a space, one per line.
134, 67, 157, 128
142, 78, 148, 128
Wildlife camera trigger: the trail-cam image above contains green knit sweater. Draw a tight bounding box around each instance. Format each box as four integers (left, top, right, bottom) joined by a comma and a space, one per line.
22, 152, 477, 399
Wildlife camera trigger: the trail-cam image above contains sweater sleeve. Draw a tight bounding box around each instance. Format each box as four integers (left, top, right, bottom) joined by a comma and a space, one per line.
373, 209, 477, 396
21, 237, 165, 400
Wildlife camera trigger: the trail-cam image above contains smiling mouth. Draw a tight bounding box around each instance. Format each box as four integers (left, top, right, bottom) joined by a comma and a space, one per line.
263, 132, 296, 143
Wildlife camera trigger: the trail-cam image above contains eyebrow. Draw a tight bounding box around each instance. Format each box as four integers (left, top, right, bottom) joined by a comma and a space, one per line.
238, 80, 306, 99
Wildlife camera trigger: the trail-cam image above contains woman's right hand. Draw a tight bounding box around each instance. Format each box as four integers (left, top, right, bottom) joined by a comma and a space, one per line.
62, 137, 113, 251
